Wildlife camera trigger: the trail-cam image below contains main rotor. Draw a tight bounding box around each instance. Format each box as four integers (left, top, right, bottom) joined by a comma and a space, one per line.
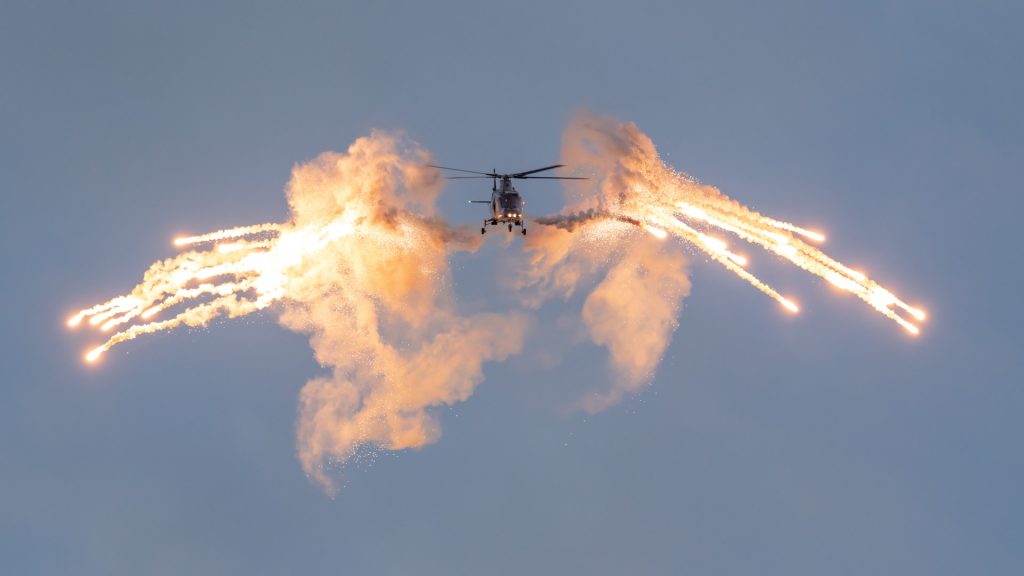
428, 164, 586, 191
428, 163, 586, 180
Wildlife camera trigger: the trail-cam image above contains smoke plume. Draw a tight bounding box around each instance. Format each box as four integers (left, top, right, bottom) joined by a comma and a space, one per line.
521, 112, 692, 411
68, 112, 925, 491
279, 134, 529, 492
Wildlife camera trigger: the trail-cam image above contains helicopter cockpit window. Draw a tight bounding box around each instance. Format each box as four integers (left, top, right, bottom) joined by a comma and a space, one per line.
500, 195, 521, 213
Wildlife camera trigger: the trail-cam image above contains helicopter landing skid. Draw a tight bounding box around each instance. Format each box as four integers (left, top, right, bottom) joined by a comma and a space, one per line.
481, 220, 526, 236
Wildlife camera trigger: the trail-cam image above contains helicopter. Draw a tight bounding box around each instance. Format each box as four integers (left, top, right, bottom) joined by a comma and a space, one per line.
428, 164, 586, 235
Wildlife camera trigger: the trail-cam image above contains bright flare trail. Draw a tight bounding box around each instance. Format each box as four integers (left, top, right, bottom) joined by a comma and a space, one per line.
534, 112, 926, 336
68, 212, 400, 363
70, 223, 286, 362
66, 115, 926, 490
660, 193, 924, 333
68, 125, 926, 363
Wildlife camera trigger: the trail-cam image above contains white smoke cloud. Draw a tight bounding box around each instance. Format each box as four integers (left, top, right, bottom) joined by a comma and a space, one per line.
276, 132, 529, 492
522, 111, 692, 412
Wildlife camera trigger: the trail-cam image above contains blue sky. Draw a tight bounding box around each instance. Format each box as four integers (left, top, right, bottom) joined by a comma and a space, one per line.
3, 1, 1022, 574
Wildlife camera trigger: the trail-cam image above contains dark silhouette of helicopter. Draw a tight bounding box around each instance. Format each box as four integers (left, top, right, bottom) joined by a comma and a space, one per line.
429, 164, 586, 235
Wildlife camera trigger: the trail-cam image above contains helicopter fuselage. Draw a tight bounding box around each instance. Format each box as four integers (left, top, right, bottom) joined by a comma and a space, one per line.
475, 176, 526, 234
488, 178, 524, 223
429, 163, 585, 237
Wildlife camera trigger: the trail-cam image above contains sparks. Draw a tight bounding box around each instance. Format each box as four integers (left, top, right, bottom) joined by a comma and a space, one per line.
69, 121, 927, 367
69, 223, 294, 361
85, 346, 104, 363
565, 141, 924, 333
727, 253, 748, 267
62, 118, 929, 495
67, 206, 415, 362
644, 225, 667, 239
174, 223, 281, 247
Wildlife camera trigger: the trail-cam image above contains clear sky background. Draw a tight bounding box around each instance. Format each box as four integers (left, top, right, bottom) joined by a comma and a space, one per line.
3, 1, 1022, 574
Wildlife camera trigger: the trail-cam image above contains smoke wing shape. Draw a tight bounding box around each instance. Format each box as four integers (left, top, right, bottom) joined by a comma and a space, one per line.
68, 113, 925, 490
275, 137, 527, 490
579, 239, 691, 412
519, 118, 694, 408
69, 132, 526, 492
529, 111, 925, 335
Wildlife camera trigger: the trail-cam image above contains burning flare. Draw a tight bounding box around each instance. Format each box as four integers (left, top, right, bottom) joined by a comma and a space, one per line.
528, 112, 926, 335
68, 114, 925, 490
69, 132, 526, 492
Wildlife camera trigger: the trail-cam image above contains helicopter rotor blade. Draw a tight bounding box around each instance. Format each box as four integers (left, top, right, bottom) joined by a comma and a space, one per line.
429, 163, 585, 180
517, 176, 589, 180
510, 164, 564, 178
426, 164, 499, 177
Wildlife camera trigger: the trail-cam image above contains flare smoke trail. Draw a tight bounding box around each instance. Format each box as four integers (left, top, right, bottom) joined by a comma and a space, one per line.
68, 113, 924, 490
69, 132, 527, 492
520, 111, 924, 408
524, 112, 925, 336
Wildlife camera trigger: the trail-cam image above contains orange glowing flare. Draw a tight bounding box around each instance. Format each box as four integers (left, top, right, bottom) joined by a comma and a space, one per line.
699, 234, 728, 253
780, 297, 800, 313
173, 223, 280, 248
727, 253, 748, 267
68, 122, 927, 369
67, 218, 357, 363
645, 225, 667, 239
801, 229, 826, 243
677, 202, 707, 220
826, 272, 860, 293
907, 307, 926, 321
